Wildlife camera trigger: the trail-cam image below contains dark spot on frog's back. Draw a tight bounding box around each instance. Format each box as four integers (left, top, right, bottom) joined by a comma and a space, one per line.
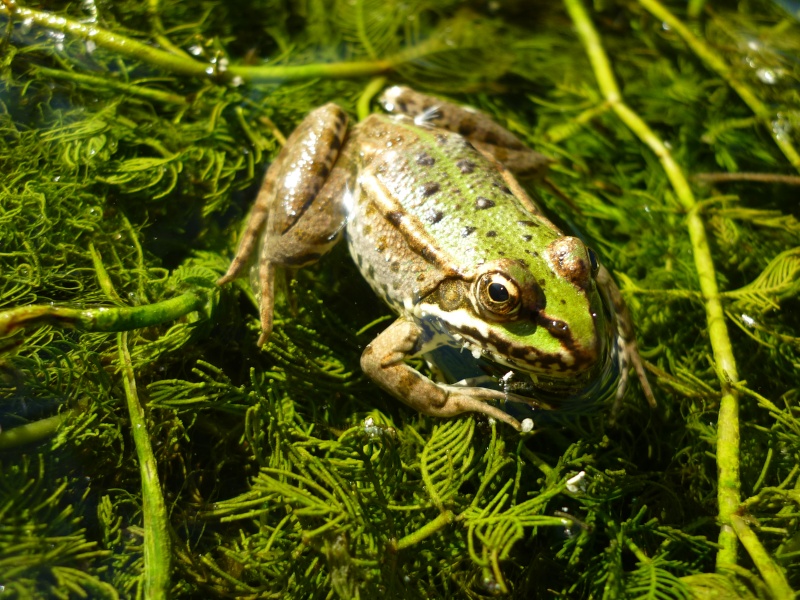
522, 235, 532, 242
486, 230, 497, 238
461, 226, 476, 237
426, 210, 444, 224
386, 211, 403, 226
518, 220, 539, 227
416, 153, 435, 166
421, 182, 441, 197
456, 159, 475, 174
475, 197, 495, 210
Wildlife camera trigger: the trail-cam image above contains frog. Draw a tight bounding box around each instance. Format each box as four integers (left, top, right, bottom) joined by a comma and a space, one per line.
218, 86, 654, 432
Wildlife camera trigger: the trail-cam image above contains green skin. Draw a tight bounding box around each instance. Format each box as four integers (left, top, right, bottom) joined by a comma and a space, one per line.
219, 86, 652, 431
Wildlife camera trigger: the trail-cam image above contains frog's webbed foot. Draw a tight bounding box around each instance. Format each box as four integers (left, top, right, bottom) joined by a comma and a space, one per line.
218, 104, 351, 346
378, 85, 552, 178
596, 265, 656, 418
361, 318, 527, 431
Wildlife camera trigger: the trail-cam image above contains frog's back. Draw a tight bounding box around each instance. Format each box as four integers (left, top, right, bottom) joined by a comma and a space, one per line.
345, 114, 562, 309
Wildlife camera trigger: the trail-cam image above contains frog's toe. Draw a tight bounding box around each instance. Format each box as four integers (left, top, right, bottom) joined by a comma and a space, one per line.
437, 385, 523, 431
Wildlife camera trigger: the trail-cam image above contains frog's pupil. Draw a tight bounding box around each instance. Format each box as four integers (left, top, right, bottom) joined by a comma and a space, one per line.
488, 283, 509, 302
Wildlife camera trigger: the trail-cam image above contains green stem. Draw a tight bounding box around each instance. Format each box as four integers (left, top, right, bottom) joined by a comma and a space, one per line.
3, 6, 211, 78
687, 0, 706, 19
89, 243, 123, 303
146, 0, 193, 59
1, 5, 393, 83
0, 291, 207, 337
118, 332, 171, 600
231, 60, 392, 83
637, 0, 800, 172
562, 0, 742, 570
35, 66, 189, 105
357, 76, 388, 122
730, 514, 794, 600
395, 510, 455, 550
0, 413, 68, 450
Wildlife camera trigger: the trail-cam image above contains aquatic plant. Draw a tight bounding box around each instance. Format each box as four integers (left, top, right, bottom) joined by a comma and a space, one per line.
1, 0, 798, 597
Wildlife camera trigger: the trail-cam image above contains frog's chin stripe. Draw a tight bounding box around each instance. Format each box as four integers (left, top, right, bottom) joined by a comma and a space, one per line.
411, 303, 591, 377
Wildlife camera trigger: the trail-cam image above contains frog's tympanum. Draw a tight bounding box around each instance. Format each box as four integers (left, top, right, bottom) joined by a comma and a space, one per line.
219, 87, 653, 431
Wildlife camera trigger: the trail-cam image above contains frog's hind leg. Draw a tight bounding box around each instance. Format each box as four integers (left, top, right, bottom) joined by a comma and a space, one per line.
378, 85, 551, 177
218, 151, 287, 286
219, 103, 351, 346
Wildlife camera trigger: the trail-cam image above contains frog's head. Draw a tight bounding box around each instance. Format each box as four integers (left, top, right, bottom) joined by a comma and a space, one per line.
425, 236, 609, 384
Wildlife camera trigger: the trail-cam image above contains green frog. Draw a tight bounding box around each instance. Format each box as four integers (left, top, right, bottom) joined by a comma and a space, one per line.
219, 86, 653, 431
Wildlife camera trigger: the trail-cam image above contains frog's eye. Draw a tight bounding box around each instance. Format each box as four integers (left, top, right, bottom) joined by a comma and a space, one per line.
476, 272, 521, 317
587, 247, 600, 277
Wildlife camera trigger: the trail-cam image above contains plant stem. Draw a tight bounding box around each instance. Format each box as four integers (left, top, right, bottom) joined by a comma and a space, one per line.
1, 5, 392, 83
562, 0, 742, 571
687, 0, 706, 19
395, 510, 455, 550
118, 332, 171, 600
637, 0, 800, 172
730, 515, 794, 600
0, 413, 68, 450
35, 66, 189, 105
2, 6, 211, 78
0, 291, 207, 337
693, 172, 800, 186
357, 76, 388, 121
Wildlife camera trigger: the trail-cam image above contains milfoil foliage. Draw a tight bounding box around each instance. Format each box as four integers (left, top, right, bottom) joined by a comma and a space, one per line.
0, 0, 798, 597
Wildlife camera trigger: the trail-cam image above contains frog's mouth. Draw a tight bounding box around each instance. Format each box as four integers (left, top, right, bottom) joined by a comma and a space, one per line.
437, 309, 603, 378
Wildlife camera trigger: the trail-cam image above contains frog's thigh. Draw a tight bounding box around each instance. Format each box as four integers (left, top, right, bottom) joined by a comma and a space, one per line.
361, 319, 523, 430
219, 103, 349, 286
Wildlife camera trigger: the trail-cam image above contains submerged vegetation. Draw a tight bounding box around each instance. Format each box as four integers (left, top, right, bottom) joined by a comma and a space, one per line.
1, 0, 799, 597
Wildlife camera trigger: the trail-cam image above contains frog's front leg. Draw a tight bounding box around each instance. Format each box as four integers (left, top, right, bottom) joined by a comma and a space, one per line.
596, 265, 656, 414
361, 319, 527, 431
218, 104, 350, 345
379, 86, 551, 177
